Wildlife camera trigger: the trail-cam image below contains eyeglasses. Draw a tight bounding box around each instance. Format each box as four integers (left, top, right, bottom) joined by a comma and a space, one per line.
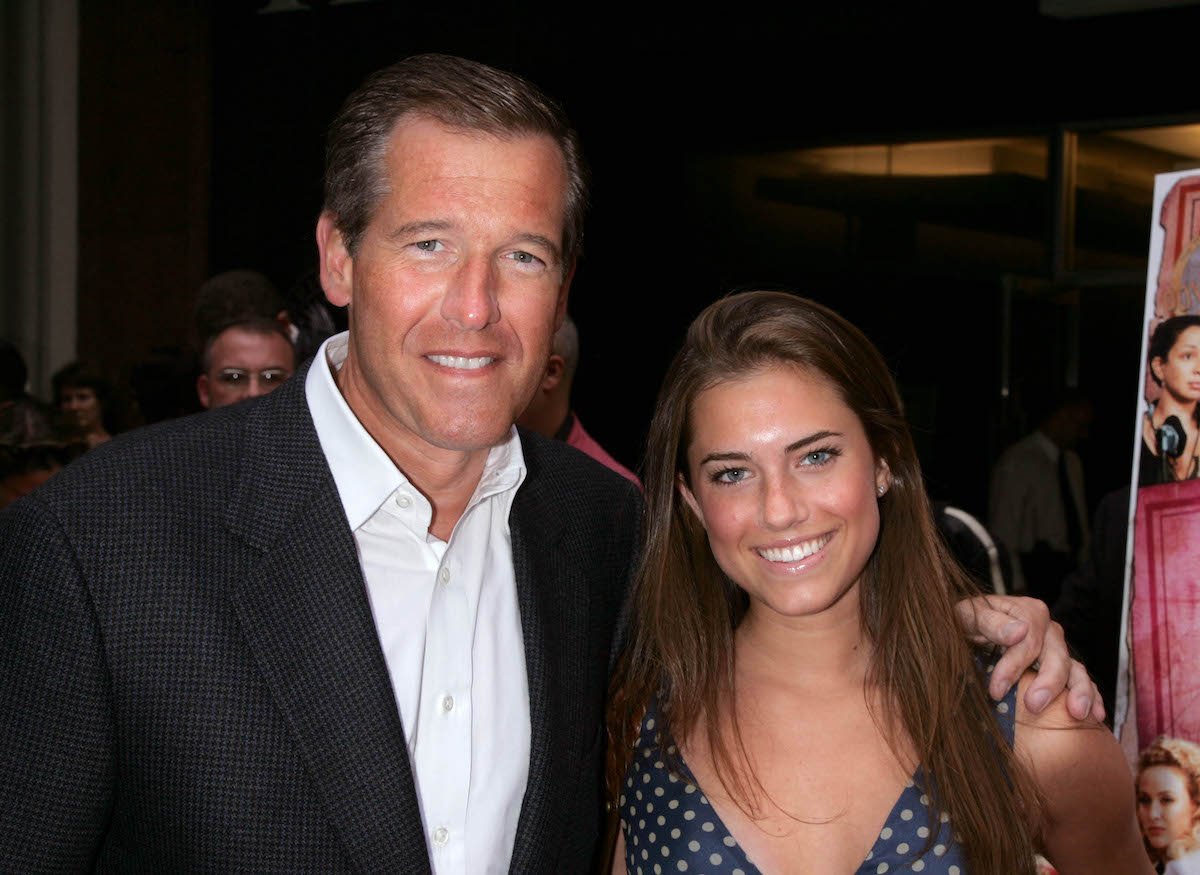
213, 368, 291, 388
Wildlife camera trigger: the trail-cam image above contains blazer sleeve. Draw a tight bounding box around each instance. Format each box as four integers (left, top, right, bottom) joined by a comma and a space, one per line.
0, 496, 114, 870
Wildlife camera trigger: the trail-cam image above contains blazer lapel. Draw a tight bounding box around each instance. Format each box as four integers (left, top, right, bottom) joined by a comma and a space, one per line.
507, 448, 594, 873
227, 375, 431, 873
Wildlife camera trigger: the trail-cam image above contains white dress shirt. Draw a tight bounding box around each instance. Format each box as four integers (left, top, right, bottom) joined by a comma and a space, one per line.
306, 333, 531, 874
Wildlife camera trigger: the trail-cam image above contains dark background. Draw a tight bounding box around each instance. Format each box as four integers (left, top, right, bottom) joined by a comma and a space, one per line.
75, 0, 1200, 519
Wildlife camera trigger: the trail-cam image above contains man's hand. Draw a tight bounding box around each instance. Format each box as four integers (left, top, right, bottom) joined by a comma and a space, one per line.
955, 594, 1104, 723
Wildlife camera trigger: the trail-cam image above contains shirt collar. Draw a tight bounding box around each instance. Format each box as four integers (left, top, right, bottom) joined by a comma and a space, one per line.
306, 331, 526, 531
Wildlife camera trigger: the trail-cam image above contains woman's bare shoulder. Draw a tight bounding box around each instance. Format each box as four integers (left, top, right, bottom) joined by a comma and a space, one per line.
1012, 672, 1154, 874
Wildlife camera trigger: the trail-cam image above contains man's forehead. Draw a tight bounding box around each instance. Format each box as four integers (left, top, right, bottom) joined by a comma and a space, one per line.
382, 116, 567, 192
373, 117, 570, 255
212, 327, 294, 359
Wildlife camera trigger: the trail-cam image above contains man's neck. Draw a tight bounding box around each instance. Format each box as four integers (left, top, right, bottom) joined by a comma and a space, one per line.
333, 362, 492, 541
552, 409, 576, 442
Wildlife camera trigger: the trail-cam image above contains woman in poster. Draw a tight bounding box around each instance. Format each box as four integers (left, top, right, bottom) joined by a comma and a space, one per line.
1140, 315, 1200, 487
1137, 736, 1200, 873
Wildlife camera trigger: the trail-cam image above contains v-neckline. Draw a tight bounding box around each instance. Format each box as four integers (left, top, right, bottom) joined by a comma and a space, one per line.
669, 748, 925, 875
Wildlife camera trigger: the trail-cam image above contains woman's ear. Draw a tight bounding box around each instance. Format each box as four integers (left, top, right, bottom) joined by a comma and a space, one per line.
677, 473, 705, 528
1151, 356, 1165, 385
875, 458, 892, 497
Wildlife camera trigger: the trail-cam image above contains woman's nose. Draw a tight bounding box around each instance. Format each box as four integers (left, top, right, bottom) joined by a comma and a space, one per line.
761, 477, 806, 529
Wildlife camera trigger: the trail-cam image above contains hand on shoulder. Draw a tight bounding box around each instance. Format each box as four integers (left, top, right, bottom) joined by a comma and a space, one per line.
955, 593, 1104, 722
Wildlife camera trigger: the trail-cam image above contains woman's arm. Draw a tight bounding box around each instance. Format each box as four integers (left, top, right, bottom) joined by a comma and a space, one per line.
1014, 673, 1154, 874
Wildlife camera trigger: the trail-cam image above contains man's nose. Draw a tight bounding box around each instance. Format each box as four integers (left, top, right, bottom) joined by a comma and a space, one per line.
441, 257, 500, 330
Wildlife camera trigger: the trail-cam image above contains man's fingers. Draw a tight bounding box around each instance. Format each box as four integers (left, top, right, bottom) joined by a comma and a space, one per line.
957, 595, 1047, 698
1064, 659, 1105, 723
954, 595, 1032, 647
955, 595, 1100, 719
1010, 605, 1073, 713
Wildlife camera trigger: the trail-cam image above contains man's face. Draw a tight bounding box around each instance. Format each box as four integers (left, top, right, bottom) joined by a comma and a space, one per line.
197, 325, 296, 409
318, 116, 572, 464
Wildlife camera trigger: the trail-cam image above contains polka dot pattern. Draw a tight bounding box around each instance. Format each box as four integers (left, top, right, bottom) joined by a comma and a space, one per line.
620, 663, 1018, 874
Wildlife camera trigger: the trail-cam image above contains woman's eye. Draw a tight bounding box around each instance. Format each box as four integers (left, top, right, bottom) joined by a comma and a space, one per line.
712, 467, 748, 484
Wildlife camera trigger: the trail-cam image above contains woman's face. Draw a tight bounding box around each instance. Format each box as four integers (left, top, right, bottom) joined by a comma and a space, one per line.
59, 386, 102, 432
678, 365, 888, 626
1137, 764, 1199, 852
1152, 325, 1200, 406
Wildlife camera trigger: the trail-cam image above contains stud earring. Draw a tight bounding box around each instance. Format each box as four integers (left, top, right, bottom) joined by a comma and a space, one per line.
877, 484, 887, 497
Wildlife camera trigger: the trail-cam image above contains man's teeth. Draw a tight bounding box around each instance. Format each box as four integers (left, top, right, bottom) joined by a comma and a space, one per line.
758, 534, 831, 563
428, 354, 494, 370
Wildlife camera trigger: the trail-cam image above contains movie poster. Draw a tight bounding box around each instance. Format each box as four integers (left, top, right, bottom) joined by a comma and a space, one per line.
1120, 168, 1200, 875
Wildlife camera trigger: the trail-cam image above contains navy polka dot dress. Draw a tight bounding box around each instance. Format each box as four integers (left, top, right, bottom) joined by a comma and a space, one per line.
619, 663, 1017, 874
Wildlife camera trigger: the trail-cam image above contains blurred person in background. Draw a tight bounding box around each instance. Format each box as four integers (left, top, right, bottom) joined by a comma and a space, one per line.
196, 317, 296, 409
516, 311, 641, 487
0, 396, 83, 508
52, 360, 115, 449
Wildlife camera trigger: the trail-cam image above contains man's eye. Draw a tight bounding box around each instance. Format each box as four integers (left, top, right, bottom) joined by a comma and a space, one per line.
508, 250, 544, 267
262, 370, 289, 383
414, 240, 443, 252
218, 371, 247, 384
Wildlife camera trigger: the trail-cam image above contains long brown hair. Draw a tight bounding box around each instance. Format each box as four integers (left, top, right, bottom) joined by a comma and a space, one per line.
607, 289, 1040, 873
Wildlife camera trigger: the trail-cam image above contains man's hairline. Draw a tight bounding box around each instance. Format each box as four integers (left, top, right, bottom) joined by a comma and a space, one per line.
332, 110, 577, 278
202, 323, 296, 375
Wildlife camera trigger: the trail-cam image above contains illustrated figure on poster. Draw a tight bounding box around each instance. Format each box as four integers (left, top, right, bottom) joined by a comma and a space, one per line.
1141, 315, 1200, 487
1137, 736, 1200, 873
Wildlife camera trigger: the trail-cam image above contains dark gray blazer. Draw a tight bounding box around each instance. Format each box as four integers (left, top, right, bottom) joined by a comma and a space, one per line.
0, 363, 641, 873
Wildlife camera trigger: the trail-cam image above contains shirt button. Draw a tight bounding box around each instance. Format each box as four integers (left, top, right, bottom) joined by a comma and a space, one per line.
395, 494, 412, 509
438, 567, 450, 584
432, 826, 449, 847
441, 695, 454, 713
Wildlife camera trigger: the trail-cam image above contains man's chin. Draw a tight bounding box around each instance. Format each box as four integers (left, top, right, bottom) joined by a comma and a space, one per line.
425, 419, 517, 454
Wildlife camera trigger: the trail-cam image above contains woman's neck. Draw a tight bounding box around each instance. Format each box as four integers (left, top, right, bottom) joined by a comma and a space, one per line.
735, 606, 872, 694
1153, 393, 1197, 426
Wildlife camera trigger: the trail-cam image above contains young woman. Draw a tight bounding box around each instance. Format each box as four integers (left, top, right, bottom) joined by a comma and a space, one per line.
1141, 315, 1200, 486
1137, 736, 1200, 873
607, 290, 1148, 874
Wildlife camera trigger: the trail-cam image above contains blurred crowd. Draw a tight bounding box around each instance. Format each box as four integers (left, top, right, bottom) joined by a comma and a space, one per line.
0, 267, 345, 510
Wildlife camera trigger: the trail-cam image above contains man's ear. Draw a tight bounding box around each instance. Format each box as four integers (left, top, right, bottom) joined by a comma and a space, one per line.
196, 374, 211, 410
677, 473, 705, 528
541, 354, 566, 393
316, 212, 353, 308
